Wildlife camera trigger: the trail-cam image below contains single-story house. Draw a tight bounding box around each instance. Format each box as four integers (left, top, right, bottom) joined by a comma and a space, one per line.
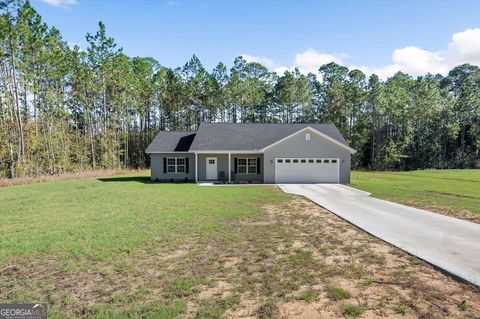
145, 123, 355, 184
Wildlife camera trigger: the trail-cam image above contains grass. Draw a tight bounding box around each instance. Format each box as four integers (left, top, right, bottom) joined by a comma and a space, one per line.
326, 285, 351, 300
0, 171, 287, 317
393, 303, 409, 316
1, 170, 479, 318
351, 169, 480, 216
296, 289, 317, 303
194, 296, 240, 319
343, 304, 366, 317
0, 172, 285, 264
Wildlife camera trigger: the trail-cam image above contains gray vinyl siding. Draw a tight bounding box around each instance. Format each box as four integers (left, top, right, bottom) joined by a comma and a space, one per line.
197, 153, 263, 182
197, 154, 229, 181
263, 128, 351, 184
150, 153, 195, 181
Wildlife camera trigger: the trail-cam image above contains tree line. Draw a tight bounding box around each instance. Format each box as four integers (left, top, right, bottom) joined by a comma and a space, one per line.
0, 1, 479, 178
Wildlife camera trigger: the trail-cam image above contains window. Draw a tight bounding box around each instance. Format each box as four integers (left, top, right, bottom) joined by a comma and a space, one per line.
332, 159, 338, 163
293, 159, 299, 163
305, 133, 310, 141
238, 158, 257, 174
285, 159, 291, 163
277, 159, 283, 163
177, 158, 185, 172
316, 159, 322, 163
208, 159, 215, 164
238, 158, 247, 173
324, 159, 330, 163
300, 159, 306, 163
167, 157, 186, 174
167, 158, 176, 173
248, 159, 257, 173
308, 159, 314, 163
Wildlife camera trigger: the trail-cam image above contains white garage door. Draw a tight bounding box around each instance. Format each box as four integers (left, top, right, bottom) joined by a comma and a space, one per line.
275, 158, 340, 183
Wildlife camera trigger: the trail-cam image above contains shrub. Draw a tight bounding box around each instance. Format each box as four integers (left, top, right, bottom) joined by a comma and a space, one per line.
218, 170, 226, 182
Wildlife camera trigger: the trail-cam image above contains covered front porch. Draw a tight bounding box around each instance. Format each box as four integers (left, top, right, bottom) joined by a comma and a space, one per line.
194, 152, 264, 183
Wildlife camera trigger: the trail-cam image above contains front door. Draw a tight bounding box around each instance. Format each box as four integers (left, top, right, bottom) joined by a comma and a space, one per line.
206, 157, 217, 180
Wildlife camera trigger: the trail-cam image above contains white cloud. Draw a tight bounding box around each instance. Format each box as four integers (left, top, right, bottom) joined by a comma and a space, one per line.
392, 46, 448, 75
242, 27, 480, 80
293, 49, 344, 74
242, 49, 344, 76
357, 27, 480, 79
448, 28, 480, 65
352, 64, 401, 81
273, 66, 291, 75
39, 0, 77, 7
241, 54, 276, 68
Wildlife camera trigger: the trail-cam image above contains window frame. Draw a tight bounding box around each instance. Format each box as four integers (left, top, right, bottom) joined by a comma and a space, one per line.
237, 157, 257, 174
166, 157, 186, 174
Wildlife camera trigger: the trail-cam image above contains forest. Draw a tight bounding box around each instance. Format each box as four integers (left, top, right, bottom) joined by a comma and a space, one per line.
0, 1, 479, 178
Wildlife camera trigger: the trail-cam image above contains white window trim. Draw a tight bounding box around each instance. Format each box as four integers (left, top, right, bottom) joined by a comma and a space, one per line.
237, 157, 257, 174
166, 157, 186, 174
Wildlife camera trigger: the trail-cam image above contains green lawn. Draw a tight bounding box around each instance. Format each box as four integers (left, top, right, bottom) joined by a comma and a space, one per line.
0, 173, 287, 264
1, 171, 479, 318
0, 172, 288, 318
351, 169, 480, 216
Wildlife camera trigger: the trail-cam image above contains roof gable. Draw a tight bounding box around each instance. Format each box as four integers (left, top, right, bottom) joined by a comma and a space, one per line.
260, 126, 356, 154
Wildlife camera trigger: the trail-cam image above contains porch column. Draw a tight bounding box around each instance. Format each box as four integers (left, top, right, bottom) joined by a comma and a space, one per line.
195, 152, 198, 183
228, 153, 231, 183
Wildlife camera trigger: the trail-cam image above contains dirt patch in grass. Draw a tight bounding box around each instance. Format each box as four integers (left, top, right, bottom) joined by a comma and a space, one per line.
1, 196, 479, 318
225, 198, 480, 318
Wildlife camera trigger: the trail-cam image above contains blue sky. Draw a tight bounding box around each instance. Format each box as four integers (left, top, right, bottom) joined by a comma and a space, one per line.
34, 0, 480, 78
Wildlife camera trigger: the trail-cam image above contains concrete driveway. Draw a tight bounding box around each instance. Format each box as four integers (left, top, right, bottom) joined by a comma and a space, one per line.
279, 184, 480, 286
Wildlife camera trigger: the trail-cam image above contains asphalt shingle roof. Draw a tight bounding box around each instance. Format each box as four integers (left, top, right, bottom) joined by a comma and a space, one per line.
145, 131, 196, 152
146, 123, 348, 153
189, 123, 347, 151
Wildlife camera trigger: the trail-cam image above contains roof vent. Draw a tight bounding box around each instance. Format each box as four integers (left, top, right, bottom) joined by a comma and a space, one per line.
305, 133, 311, 141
